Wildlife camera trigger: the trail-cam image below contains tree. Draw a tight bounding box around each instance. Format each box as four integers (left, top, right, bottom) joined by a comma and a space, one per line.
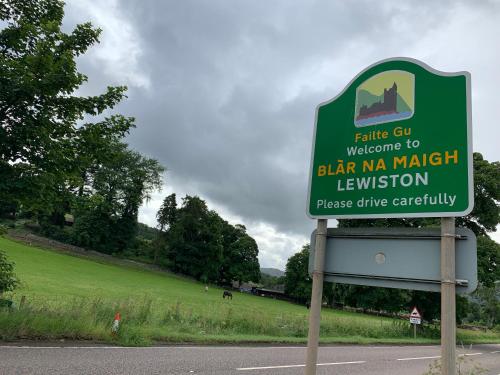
284, 244, 333, 305
71, 116, 135, 199
157, 193, 178, 232
154, 193, 178, 264
473, 285, 500, 328
154, 194, 261, 284
0, 0, 166, 256
219, 223, 260, 286
476, 236, 499, 288
167, 196, 223, 282
457, 153, 500, 235
343, 285, 411, 314
72, 142, 163, 253
0, 250, 18, 294
35, 116, 136, 228
0, 0, 130, 216
284, 245, 311, 304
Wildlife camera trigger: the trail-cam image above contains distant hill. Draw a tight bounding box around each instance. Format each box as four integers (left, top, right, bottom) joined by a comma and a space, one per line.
137, 222, 160, 241
261, 267, 285, 277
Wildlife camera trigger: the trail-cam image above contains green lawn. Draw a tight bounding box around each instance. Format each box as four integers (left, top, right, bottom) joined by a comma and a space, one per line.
1, 236, 498, 345
1, 236, 307, 316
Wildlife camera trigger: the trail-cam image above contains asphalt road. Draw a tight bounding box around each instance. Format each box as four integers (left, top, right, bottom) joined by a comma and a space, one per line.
0, 343, 499, 375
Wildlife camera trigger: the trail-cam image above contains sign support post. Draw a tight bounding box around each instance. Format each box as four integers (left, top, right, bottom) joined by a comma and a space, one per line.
441, 217, 456, 375
409, 307, 422, 339
305, 218, 327, 375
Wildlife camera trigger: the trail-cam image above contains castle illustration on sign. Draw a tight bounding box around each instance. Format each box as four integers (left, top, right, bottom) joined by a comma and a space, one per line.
354, 70, 414, 127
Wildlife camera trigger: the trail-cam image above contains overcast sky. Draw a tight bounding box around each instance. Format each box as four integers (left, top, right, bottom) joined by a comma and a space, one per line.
63, 0, 500, 269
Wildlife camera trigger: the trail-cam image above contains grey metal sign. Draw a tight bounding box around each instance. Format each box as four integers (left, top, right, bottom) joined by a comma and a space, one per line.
309, 227, 477, 293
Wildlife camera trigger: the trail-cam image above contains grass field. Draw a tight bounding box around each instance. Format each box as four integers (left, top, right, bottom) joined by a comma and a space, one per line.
1, 236, 498, 346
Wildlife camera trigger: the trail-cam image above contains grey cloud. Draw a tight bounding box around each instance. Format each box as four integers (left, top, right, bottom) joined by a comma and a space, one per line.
64, 0, 500, 267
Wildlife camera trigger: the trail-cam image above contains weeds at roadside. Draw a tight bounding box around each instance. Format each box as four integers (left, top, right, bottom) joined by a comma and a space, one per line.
0, 295, 498, 346
423, 355, 487, 375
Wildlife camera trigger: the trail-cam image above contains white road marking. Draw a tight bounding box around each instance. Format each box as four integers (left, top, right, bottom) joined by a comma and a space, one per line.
0, 345, 308, 350
397, 352, 487, 362
397, 355, 441, 361
317, 361, 366, 367
0, 346, 134, 349
236, 360, 365, 371
237, 364, 305, 371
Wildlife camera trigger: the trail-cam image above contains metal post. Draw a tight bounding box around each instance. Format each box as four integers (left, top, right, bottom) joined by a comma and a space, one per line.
441, 217, 456, 375
414, 323, 416, 340
305, 219, 327, 375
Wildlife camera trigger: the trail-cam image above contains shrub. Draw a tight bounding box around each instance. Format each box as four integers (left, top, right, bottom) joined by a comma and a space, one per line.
39, 223, 73, 244
0, 250, 19, 294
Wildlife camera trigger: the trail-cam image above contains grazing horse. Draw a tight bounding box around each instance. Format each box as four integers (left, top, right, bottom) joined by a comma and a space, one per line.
222, 290, 233, 299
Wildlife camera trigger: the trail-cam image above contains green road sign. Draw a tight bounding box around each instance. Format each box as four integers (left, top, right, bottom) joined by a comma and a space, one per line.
307, 58, 473, 219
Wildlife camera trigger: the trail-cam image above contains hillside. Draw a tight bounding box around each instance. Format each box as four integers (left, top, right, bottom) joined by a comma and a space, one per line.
260, 267, 285, 277
1, 236, 498, 346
